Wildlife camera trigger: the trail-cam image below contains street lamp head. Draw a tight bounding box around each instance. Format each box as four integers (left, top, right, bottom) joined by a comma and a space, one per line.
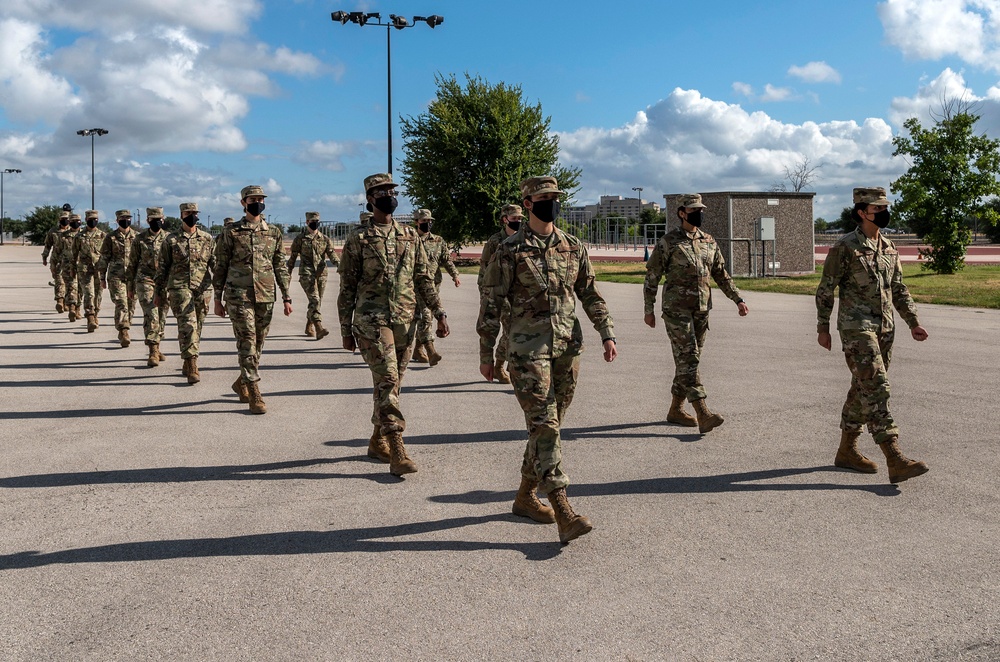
3, 169, 21, 174
423, 15, 444, 28
95, 128, 109, 136
331, 10, 349, 24
76, 129, 87, 136
390, 14, 409, 29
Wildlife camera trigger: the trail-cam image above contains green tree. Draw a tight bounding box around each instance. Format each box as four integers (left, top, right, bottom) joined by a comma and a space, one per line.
4, 218, 26, 238
639, 207, 666, 225
23, 205, 62, 245
399, 73, 581, 246
813, 217, 828, 232
891, 102, 1000, 273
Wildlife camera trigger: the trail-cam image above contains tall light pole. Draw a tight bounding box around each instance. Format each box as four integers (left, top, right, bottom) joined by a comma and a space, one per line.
330, 11, 444, 175
632, 186, 643, 220
76, 128, 109, 210
1, 168, 22, 246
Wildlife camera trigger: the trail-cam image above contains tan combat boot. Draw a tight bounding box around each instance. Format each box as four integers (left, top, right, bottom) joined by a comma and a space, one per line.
879, 436, 929, 484
426, 340, 442, 366
147, 343, 160, 367
494, 359, 511, 384
314, 321, 330, 340
187, 357, 200, 384
305, 321, 315, 337
181, 357, 190, 377
547, 487, 593, 544
55, 299, 65, 313
247, 382, 267, 414
834, 429, 878, 473
512, 477, 556, 523
119, 328, 130, 348
367, 425, 390, 463
86, 313, 97, 332
156, 345, 166, 362
68, 305, 77, 322
231, 377, 249, 403
412, 343, 429, 363
692, 398, 724, 433
387, 431, 417, 476
667, 394, 698, 427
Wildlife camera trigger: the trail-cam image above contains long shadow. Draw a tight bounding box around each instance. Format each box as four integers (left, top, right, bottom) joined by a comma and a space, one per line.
0, 513, 561, 568
0, 457, 399, 489
0, 398, 241, 420
429, 466, 900, 504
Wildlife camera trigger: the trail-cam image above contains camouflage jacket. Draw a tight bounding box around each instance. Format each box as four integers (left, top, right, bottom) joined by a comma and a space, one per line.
337, 219, 443, 337
74, 227, 106, 273
478, 225, 615, 362
51, 228, 81, 270
816, 229, 919, 335
98, 227, 135, 281
156, 228, 215, 295
212, 217, 290, 305
289, 230, 338, 277
419, 232, 459, 285
478, 229, 511, 293
126, 229, 167, 285
643, 227, 742, 315
42, 226, 63, 261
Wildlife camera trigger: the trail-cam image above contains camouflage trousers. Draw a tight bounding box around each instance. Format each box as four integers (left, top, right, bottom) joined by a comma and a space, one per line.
168, 288, 209, 359
508, 352, 580, 495
298, 274, 327, 323
840, 329, 898, 443
663, 311, 710, 401
51, 268, 65, 303
355, 321, 416, 434
414, 286, 441, 345
136, 280, 169, 345
79, 268, 103, 316
226, 302, 273, 384
56, 264, 77, 306
107, 276, 135, 330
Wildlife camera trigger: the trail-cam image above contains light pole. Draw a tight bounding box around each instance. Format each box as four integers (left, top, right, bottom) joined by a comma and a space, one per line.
632, 187, 643, 219
1, 168, 22, 246
330, 11, 444, 175
76, 128, 109, 210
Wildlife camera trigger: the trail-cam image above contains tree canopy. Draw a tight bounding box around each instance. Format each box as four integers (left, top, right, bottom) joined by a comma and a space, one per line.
399, 73, 580, 246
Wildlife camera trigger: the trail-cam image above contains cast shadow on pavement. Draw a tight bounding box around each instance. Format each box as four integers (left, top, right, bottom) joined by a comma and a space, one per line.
0, 457, 398, 489
428, 466, 900, 505
0, 513, 562, 569
0, 398, 241, 420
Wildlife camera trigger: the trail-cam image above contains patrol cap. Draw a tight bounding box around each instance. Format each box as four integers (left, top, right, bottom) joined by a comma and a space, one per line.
146, 207, 164, 218
520, 176, 563, 199
179, 202, 199, 213
240, 185, 267, 200
69, 213, 81, 221
305, 211, 320, 221
85, 210, 99, 219
363, 172, 397, 194
501, 204, 523, 218
853, 187, 891, 206
59, 210, 70, 220
677, 193, 707, 209
359, 211, 374, 222
413, 208, 434, 221
115, 209, 131, 219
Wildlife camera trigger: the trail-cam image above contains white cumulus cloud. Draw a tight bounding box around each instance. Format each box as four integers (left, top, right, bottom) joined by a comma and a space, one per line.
788, 61, 842, 84
878, 0, 1000, 70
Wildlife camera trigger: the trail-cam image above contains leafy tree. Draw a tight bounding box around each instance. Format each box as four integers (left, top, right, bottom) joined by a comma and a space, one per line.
163, 216, 183, 233
399, 73, 581, 246
639, 207, 666, 225
23, 205, 62, 245
814, 217, 828, 232
891, 101, 1000, 273
978, 199, 1000, 243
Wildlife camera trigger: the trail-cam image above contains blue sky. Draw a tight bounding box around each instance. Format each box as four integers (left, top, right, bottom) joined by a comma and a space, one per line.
3, 0, 1000, 226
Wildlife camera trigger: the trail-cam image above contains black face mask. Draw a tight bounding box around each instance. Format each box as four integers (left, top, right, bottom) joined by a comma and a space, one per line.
418, 222, 430, 233
506, 221, 521, 232
307, 221, 319, 231
183, 214, 198, 228
530, 199, 560, 224
374, 196, 397, 215
59, 219, 69, 227
245, 201, 265, 217
149, 219, 163, 231
86, 218, 98, 229
873, 210, 891, 229
366, 202, 374, 212
685, 210, 703, 227
69, 220, 81, 229
118, 218, 132, 228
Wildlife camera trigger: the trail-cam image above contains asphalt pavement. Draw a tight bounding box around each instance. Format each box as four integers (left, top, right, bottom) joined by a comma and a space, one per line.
1, 245, 998, 661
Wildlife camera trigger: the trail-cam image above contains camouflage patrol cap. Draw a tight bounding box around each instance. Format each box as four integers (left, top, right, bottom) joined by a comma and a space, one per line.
85, 209, 99, 219
59, 210, 70, 220
305, 211, 320, 221
501, 204, 523, 218
179, 202, 199, 213
146, 207, 164, 219
69, 214, 81, 221
363, 172, 397, 194
240, 185, 267, 200
359, 211, 374, 223
677, 193, 707, 209
413, 208, 434, 221
115, 209, 131, 219
223, 217, 235, 226
520, 176, 562, 199
853, 187, 891, 206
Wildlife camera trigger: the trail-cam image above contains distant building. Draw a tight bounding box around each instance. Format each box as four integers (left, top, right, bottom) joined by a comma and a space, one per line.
564, 195, 660, 224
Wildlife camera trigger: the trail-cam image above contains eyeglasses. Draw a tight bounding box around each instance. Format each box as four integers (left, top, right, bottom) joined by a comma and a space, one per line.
371, 189, 398, 199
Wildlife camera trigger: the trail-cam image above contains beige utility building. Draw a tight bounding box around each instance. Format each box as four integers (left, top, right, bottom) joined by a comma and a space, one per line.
662, 191, 815, 276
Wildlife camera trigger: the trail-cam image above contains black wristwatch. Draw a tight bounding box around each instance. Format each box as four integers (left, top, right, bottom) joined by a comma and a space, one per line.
435, 311, 447, 321
283, 297, 292, 304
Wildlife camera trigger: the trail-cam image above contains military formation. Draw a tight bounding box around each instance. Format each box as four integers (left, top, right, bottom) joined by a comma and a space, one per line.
37, 179, 930, 545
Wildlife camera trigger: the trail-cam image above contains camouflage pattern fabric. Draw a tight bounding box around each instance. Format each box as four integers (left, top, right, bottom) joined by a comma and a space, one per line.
168, 288, 209, 359
74, 227, 106, 316
127, 229, 168, 345
41, 226, 62, 272
135, 281, 168, 345
156, 229, 214, 359
225, 302, 272, 383
478, 229, 513, 362
356, 322, 416, 433
51, 228, 80, 307
643, 227, 742, 315
840, 329, 898, 443
663, 311, 710, 401
288, 230, 337, 323
413, 231, 458, 344
99, 227, 136, 330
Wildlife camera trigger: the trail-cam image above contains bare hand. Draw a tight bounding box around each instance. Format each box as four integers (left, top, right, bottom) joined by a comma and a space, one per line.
480, 363, 494, 381
42, 258, 47, 267
603, 339, 618, 362
737, 302, 749, 317
453, 277, 461, 287
153, 295, 161, 307
818, 332, 832, 351
342, 335, 357, 352
283, 302, 292, 316
643, 313, 656, 328
436, 317, 450, 338
214, 300, 227, 318
911, 325, 928, 341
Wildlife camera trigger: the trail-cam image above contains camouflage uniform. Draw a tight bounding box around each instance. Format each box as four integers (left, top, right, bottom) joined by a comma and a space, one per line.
157, 222, 215, 361
98, 211, 136, 333
52, 221, 81, 315
212, 194, 291, 386
338, 179, 444, 437
73, 211, 106, 321
479, 227, 514, 363
126, 210, 170, 347
43, 216, 69, 308
816, 229, 919, 443
288, 213, 338, 328
643, 224, 743, 403
414, 224, 459, 345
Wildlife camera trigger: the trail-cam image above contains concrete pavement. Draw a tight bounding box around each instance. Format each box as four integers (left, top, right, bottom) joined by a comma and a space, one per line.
1, 244, 998, 661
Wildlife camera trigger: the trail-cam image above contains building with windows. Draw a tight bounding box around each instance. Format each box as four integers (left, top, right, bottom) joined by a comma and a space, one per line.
563, 195, 660, 225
